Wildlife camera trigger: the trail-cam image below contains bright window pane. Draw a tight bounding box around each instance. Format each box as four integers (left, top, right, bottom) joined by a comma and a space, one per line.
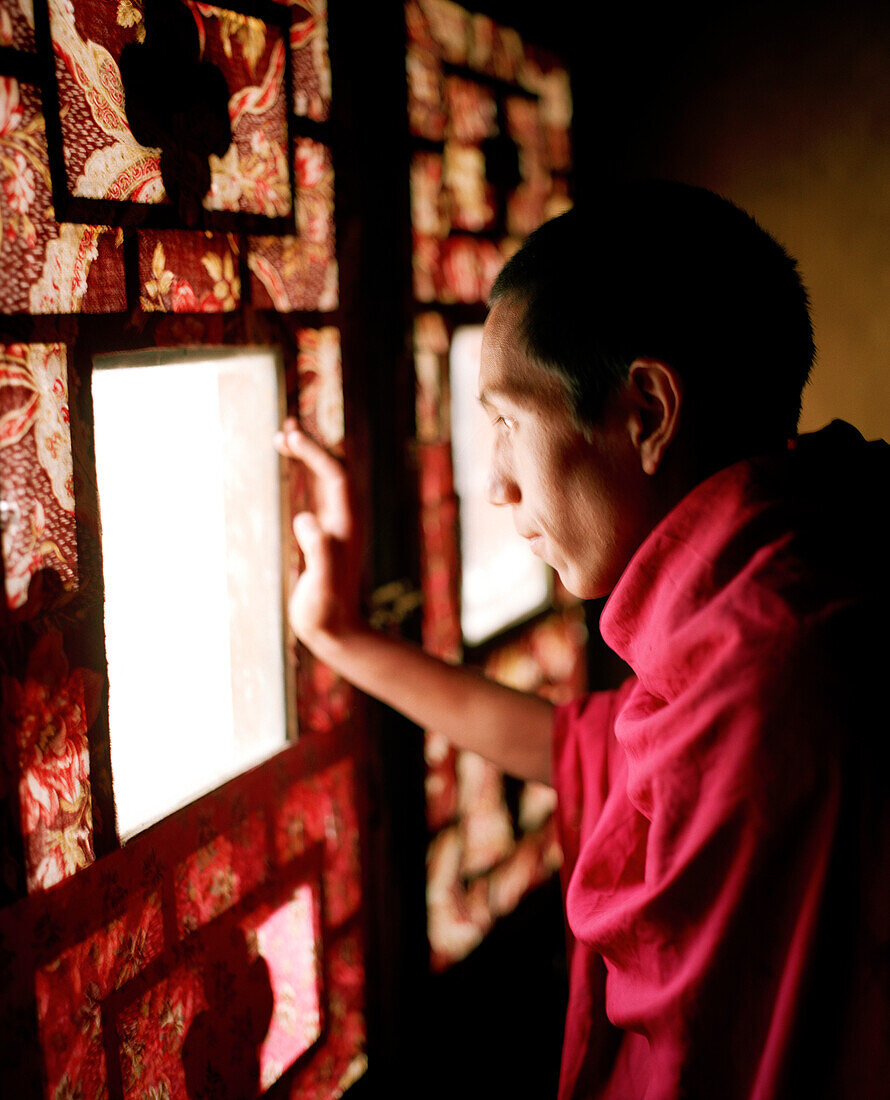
449, 325, 550, 646
92, 348, 292, 837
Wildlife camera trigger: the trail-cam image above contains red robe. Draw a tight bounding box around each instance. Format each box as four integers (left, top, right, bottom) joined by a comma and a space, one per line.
552, 422, 890, 1099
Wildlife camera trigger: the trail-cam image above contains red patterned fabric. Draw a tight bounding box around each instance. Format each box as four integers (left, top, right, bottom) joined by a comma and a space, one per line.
425, 609, 586, 971
190, 1, 291, 218
290, 0, 331, 122
0, 0, 37, 51
407, 1, 572, 308
1, 3, 368, 1092
421, 0, 469, 66
249, 140, 338, 312
111, 879, 323, 1098
410, 152, 448, 238
444, 142, 495, 232
406, 44, 446, 141
34, 885, 166, 1098
46, 0, 290, 216
407, 3, 576, 967
294, 326, 343, 450
138, 230, 242, 312
1, 743, 366, 1098
48, 0, 160, 204
174, 812, 269, 936
445, 76, 497, 142
413, 310, 451, 445
0, 79, 126, 314
3, 630, 101, 891
0, 342, 78, 610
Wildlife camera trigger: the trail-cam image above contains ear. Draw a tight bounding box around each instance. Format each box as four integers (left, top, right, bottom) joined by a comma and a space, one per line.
625, 358, 683, 475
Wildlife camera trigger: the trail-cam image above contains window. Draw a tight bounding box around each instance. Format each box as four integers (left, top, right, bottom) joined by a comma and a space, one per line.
91, 347, 295, 837
449, 325, 550, 646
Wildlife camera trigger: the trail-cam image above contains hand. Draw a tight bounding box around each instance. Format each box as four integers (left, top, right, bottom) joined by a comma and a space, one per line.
273, 419, 361, 650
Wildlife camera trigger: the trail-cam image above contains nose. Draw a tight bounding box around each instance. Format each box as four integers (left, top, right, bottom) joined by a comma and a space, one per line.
486, 452, 520, 507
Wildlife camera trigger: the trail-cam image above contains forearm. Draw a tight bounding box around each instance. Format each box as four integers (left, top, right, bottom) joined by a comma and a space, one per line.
308, 625, 555, 784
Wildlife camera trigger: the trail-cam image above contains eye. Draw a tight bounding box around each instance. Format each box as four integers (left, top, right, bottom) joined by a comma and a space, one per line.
495, 415, 516, 432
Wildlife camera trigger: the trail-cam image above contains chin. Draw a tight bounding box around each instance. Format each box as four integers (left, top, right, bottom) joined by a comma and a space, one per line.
556, 563, 616, 602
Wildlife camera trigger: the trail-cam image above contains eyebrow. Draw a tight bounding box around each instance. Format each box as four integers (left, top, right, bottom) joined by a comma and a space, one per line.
476, 382, 542, 410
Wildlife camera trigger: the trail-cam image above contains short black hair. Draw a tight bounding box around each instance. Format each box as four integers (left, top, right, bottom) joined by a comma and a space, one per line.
489, 180, 815, 462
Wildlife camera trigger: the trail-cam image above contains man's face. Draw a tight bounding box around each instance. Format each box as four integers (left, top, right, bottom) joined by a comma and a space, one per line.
478, 298, 653, 600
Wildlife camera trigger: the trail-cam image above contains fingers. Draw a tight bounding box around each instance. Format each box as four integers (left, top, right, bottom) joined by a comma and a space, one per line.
274, 422, 352, 541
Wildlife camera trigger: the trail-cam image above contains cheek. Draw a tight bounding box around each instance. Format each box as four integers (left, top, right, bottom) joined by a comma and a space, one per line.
553, 471, 630, 587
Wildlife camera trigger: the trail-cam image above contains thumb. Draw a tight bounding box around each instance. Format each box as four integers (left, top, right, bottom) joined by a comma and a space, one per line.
294, 511, 322, 556
293, 512, 332, 579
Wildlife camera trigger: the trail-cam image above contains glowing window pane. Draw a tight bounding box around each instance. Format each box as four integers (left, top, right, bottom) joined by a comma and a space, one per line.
449, 325, 550, 646
91, 348, 293, 837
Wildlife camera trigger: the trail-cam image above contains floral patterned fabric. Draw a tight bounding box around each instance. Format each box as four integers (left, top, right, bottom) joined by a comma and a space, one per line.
46, 0, 291, 217
0, 343, 78, 611
0, 0, 36, 51
413, 310, 451, 445
3, 630, 101, 891
111, 879, 323, 1099
293, 326, 343, 450
407, 2, 577, 969
406, 0, 573, 306
1, 742, 365, 1099
248, 139, 338, 312
34, 886, 166, 1099
193, 1, 292, 218
425, 609, 586, 972
290, 0, 331, 122
0, 78, 126, 314
1, 0, 367, 1093
138, 231, 242, 313
48, 0, 161, 205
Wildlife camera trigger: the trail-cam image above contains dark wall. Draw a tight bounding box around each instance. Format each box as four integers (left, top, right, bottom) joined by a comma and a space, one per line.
512, 0, 890, 439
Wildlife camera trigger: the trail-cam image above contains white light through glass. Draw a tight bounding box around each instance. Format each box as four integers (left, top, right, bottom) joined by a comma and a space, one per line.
92, 349, 290, 837
450, 326, 550, 646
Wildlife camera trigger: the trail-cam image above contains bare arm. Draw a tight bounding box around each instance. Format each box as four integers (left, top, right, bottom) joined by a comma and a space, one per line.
274, 422, 554, 784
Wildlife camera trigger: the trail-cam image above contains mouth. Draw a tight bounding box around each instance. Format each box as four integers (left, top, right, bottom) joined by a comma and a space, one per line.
522, 533, 544, 555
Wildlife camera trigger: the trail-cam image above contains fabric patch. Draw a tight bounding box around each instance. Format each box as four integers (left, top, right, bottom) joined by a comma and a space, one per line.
48, 0, 162, 204
425, 730, 458, 831
410, 152, 448, 237
413, 311, 451, 444
34, 888, 164, 1097
195, 1, 292, 218
2, 631, 102, 892
294, 325, 343, 450
406, 44, 446, 141
248, 138, 337, 311
46, 0, 292, 219
174, 812, 268, 937
419, 493, 461, 661
138, 230, 241, 312
420, 0, 469, 65
0, 0, 36, 51
456, 750, 514, 876
290, 0, 330, 121
0, 342, 78, 611
444, 76, 497, 143
0, 79, 125, 314
443, 141, 495, 232
296, 926, 366, 1097
112, 880, 323, 1099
